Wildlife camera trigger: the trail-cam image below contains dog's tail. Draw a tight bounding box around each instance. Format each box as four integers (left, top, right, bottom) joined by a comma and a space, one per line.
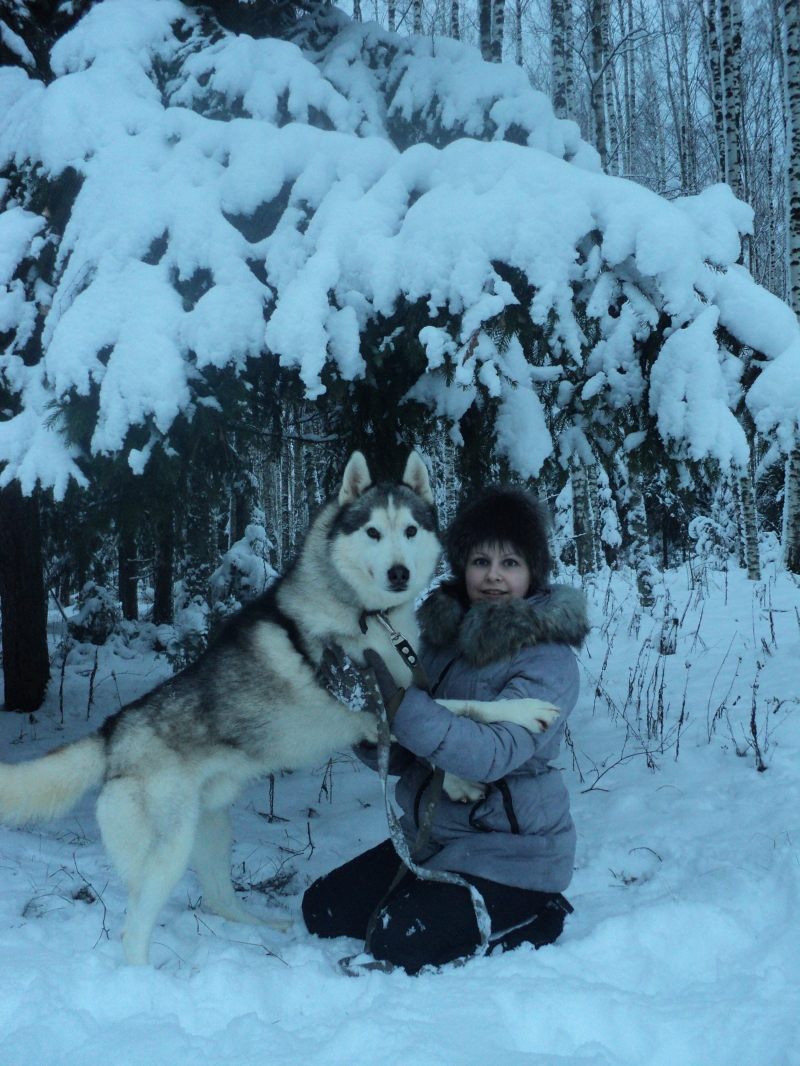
0, 736, 106, 825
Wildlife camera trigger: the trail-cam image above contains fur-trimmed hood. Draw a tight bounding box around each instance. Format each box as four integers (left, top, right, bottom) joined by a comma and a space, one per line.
418, 583, 589, 669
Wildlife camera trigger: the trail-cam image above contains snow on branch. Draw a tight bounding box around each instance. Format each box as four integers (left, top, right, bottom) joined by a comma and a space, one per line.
0, 0, 799, 495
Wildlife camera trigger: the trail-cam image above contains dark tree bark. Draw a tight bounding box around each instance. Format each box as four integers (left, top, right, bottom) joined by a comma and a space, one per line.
118, 526, 139, 622
571, 462, 598, 576
152, 513, 175, 625
0, 481, 50, 712
479, 0, 493, 59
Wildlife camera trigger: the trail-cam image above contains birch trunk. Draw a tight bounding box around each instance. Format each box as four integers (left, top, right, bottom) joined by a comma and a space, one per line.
565, 0, 575, 117
782, 0, 800, 571
738, 472, 761, 580
571, 462, 597, 575
515, 0, 523, 63
783, 444, 800, 573
588, 463, 606, 569
413, 0, 423, 34
451, 0, 460, 39
624, 0, 636, 174
626, 474, 657, 608
552, 0, 570, 117
591, 0, 608, 167
388, 0, 396, 32
492, 0, 505, 61
479, 0, 493, 59
721, 0, 744, 197
353, 0, 362, 21
706, 0, 726, 179
602, 0, 620, 174
785, 0, 800, 307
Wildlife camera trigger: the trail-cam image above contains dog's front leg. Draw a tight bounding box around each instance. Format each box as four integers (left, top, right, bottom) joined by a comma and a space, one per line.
438, 697, 560, 733
442, 772, 486, 803
435, 697, 560, 805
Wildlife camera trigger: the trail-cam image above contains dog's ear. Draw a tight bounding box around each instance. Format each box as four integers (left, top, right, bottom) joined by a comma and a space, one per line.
339, 452, 372, 505
402, 451, 434, 504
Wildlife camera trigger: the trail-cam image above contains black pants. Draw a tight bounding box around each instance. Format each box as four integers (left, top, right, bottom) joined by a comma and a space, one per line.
302, 839, 572, 975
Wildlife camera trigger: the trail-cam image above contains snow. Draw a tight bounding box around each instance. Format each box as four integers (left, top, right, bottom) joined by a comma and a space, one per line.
649, 307, 750, 469
1, 561, 799, 1065
0, 20, 35, 68
3, 0, 800, 494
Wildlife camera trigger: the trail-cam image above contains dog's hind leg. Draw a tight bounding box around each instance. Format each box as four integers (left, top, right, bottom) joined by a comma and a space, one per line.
97, 776, 199, 965
192, 807, 251, 923
192, 808, 289, 930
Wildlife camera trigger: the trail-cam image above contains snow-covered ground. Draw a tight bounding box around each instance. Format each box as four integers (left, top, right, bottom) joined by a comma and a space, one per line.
1, 560, 799, 1066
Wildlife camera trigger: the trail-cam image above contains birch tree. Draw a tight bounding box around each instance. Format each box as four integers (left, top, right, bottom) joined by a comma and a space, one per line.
480, 0, 493, 58
492, 0, 506, 60
552, 0, 571, 117
782, 0, 800, 572
592, 0, 609, 166
721, 0, 744, 196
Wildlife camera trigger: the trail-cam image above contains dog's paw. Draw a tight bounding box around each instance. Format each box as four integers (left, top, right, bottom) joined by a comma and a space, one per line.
493, 698, 560, 733
443, 773, 486, 803
264, 917, 293, 933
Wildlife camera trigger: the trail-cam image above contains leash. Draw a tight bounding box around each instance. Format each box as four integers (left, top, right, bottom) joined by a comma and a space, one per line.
340, 611, 490, 974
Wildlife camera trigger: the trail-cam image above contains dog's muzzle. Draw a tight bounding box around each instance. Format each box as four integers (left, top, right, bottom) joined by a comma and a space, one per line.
387, 565, 410, 592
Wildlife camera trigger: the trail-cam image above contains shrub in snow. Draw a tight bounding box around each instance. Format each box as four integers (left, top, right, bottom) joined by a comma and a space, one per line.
67, 580, 118, 644
210, 522, 277, 612
688, 516, 737, 570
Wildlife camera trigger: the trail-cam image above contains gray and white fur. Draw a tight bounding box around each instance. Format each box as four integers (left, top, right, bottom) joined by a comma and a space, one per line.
0, 452, 558, 964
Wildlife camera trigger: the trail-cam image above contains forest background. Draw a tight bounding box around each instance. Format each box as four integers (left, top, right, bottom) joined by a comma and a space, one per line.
2, 0, 800, 710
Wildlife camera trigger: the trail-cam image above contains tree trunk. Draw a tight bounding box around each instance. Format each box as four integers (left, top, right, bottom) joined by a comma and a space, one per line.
479, 0, 493, 59
706, 0, 726, 179
602, 0, 619, 173
413, 0, 422, 33
591, 0, 608, 167
0, 482, 50, 712
515, 0, 522, 63
118, 526, 139, 622
721, 0, 743, 197
621, 0, 635, 174
626, 474, 657, 608
491, 0, 505, 60
738, 472, 761, 580
552, 0, 570, 117
587, 463, 606, 569
451, 0, 460, 38
152, 511, 175, 625
571, 462, 597, 576
783, 444, 800, 572
388, 0, 396, 31
785, 0, 800, 307
565, 0, 575, 118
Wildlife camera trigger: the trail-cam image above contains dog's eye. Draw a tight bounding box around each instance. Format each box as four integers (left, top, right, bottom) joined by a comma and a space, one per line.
405, 525, 418, 538
366, 527, 381, 540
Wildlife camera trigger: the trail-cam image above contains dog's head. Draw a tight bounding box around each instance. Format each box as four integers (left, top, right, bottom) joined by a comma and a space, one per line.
328, 452, 440, 611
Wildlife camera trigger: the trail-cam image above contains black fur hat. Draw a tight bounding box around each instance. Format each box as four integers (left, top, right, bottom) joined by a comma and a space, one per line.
445, 485, 552, 593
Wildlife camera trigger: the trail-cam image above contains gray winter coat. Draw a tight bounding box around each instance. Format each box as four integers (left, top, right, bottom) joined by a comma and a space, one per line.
361, 583, 588, 893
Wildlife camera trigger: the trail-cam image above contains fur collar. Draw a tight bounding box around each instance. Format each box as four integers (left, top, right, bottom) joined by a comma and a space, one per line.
418, 582, 589, 668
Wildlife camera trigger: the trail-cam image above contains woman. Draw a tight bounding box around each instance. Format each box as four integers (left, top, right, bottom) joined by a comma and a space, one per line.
303, 485, 589, 974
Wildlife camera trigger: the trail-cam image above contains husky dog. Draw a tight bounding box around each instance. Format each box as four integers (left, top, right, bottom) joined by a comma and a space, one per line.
0, 452, 558, 965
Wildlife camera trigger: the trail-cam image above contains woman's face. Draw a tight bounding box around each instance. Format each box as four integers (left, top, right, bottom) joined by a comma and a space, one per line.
464, 541, 531, 605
